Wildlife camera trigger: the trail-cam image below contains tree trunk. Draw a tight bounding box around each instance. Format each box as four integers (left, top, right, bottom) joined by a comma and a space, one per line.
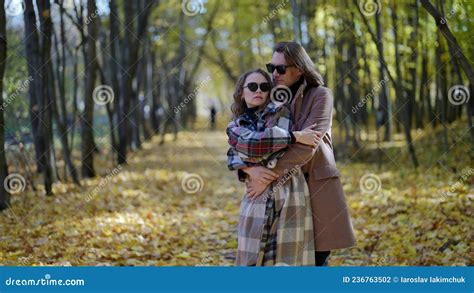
50, 12, 80, 185
436, 32, 449, 151
107, 0, 120, 162
407, 1, 419, 129
290, 0, 302, 43
374, 11, 391, 141
117, 0, 154, 164
391, 3, 419, 168
36, 0, 55, 195
348, 11, 361, 149
0, 0, 10, 210
150, 48, 161, 133
419, 40, 430, 128
142, 38, 152, 140
81, 0, 98, 178
23, 0, 43, 174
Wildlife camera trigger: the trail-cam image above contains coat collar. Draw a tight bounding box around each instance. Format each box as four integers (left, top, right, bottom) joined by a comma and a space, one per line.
292, 78, 308, 121
235, 101, 283, 126
293, 78, 308, 102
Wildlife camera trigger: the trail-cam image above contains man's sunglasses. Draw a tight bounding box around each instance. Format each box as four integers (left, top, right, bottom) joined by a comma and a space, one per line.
244, 82, 271, 92
266, 63, 295, 74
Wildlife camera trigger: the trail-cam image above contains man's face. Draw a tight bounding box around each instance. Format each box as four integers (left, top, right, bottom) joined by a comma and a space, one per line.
270, 52, 303, 87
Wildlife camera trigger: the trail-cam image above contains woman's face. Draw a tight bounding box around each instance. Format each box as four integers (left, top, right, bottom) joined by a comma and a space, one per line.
242, 73, 270, 108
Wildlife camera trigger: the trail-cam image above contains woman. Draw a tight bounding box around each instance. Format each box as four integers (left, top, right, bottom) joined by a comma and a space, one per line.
226, 68, 321, 266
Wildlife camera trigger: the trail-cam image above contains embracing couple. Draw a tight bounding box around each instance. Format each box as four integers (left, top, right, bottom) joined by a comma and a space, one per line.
226, 41, 355, 266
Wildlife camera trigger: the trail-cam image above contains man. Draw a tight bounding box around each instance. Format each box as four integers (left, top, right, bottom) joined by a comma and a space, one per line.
242, 41, 356, 266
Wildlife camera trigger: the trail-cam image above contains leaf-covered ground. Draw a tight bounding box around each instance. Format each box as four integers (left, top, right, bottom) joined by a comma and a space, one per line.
0, 122, 472, 266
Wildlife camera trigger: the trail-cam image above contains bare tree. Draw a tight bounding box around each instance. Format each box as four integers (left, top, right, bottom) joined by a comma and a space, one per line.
24, 0, 56, 195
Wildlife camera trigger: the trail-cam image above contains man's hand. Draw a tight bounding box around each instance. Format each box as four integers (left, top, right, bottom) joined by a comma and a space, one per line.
242, 166, 278, 185
246, 177, 270, 199
292, 123, 323, 146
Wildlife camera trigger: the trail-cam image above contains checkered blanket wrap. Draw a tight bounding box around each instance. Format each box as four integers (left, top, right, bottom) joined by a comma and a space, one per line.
236, 168, 315, 266
227, 102, 292, 170
226, 103, 315, 266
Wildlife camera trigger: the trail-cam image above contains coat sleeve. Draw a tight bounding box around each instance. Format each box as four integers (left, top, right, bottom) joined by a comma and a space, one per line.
226, 121, 259, 183
227, 146, 249, 171
226, 147, 252, 182
271, 87, 334, 176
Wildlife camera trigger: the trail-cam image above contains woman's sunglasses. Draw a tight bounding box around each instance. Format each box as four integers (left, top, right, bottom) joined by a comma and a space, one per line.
266, 63, 295, 75
244, 82, 271, 92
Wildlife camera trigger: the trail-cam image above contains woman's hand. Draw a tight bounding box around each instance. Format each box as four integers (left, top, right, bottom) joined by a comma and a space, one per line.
242, 166, 278, 185
292, 123, 323, 146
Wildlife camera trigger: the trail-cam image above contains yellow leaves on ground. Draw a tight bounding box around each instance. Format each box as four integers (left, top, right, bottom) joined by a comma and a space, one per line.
0, 123, 472, 266
331, 120, 472, 266
1, 131, 241, 266
333, 162, 472, 266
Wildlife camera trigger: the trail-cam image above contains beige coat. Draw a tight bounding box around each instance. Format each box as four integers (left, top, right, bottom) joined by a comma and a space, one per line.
271, 80, 356, 251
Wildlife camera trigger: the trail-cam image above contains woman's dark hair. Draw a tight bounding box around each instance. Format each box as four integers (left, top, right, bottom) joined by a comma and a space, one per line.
273, 41, 325, 87
231, 69, 273, 119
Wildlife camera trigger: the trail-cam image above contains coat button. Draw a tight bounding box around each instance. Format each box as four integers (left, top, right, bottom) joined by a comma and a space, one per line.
266, 159, 277, 168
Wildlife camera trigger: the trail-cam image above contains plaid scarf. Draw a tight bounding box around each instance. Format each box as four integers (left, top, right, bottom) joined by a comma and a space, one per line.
227, 102, 292, 170
226, 102, 315, 266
